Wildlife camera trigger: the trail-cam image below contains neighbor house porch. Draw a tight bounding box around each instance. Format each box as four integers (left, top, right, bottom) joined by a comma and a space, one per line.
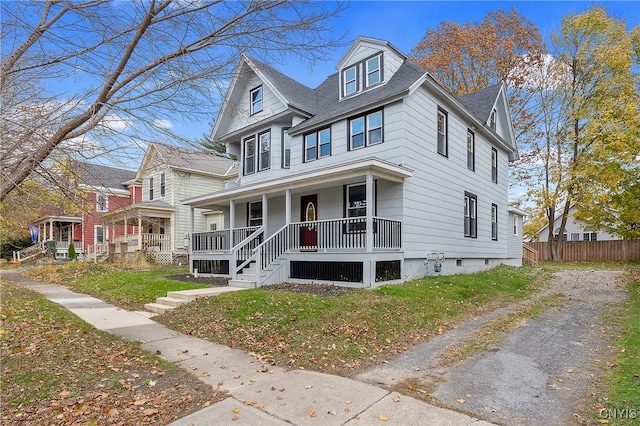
32, 215, 83, 259
184, 158, 413, 287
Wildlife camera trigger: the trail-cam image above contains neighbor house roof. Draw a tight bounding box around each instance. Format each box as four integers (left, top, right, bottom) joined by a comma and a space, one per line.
72, 161, 137, 191
147, 142, 238, 177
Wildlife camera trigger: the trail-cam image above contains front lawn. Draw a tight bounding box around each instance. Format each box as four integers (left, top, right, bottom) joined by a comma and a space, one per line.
26, 262, 209, 311
157, 265, 543, 376
0, 279, 222, 425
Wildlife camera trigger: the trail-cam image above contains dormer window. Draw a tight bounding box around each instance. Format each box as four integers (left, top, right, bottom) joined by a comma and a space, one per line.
366, 54, 381, 87
490, 109, 496, 130
343, 66, 357, 96
250, 86, 263, 114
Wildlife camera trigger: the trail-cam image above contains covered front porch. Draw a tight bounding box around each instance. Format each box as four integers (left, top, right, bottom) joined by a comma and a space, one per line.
32, 215, 83, 258
102, 202, 175, 263
185, 158, 412, 287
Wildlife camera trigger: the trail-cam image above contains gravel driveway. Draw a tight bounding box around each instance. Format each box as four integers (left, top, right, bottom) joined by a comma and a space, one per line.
356, 269, 628, 425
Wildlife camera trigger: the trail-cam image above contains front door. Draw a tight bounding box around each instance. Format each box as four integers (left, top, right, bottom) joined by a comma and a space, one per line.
300, 194, 318, 250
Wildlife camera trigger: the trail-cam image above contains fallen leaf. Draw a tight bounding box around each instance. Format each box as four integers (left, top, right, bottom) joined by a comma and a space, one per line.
201, 372, 211, 377
310, 410, 316, 417
232, 407, 240, 414
456, 398, 465, 403
567, 368, 574, 373
345, 400, 352, 404
134, 399, 148, 405
232, 415, 239, 421
148, 380, 156, 387
143, 408, 158, 416
378, 413, 389, 421
328, 410, 337, 416
393, 396, 401, 402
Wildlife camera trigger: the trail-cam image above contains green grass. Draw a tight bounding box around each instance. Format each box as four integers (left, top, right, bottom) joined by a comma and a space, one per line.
26, 262, 208, 310
539, 260, 639, 271
602, 266, 640, 425
157, 265, 543, 375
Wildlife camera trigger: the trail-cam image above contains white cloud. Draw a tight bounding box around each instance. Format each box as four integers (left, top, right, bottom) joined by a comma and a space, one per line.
153, 118, 173, 129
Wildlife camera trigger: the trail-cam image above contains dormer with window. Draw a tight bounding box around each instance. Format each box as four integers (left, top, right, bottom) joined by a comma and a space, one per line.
336, 37, 405, 100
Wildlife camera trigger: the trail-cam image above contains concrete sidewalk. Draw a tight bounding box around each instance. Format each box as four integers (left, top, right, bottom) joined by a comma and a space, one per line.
3, 270, 493, 426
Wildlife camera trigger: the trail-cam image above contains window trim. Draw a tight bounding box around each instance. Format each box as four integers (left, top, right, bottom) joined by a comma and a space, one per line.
250, 85, 263, 115
491, 203, 498, 241
282, 128, 291, 169
464, 192, 477, 238
247, 200, 263, 227
96, 193, 108, 212
243, 136, 256, 175
467, 129, 475, 171
342, 65, 357, 97
365, 53, 382, 87
343, 182, 377, 234
304, 127, 332, 162
160, 173, 165, 197
348, 109, 384, 151
258, 130, 271, 171
491, 147, 498, 183
437, 107, 448, 157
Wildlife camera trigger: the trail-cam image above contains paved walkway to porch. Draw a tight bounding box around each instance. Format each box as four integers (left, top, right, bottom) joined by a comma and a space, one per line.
3, 269, 493, 426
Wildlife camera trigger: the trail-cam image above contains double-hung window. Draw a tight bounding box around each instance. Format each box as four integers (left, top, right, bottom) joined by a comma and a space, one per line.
96, 193, 108, 212
248, 201, 262, 227
437, 107, 448, 157
258, 130, 270, 171
244, 136, 255, 175
250, 86, 263, 114
464, 192, 477, 238
467, 130, 475, 171
282, 129, 291, 168
304, 128, 331, 162
366, 54, 381, 87
490, 109, 497, 130
343, 65, 357, 96
160, 173, 165, 197
491, 147, 498, 183
149, 177, 154, 200
349, 110, 383, 150
491, 204, 498, 240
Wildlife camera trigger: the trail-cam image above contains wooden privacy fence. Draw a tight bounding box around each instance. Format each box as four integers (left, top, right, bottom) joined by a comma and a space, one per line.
526, 240, 640, 262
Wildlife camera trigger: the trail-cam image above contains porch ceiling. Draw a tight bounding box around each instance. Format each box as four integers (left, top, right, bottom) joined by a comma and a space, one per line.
102, 202, 175, 221
33, 215, 82, 225
184, 157, 413, 209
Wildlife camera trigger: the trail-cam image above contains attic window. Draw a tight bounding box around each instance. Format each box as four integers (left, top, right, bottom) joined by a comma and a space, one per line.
250, 86, 263, 114
490, 109, 496, 130
366, 54, 381, 87
343, 66, 357, 96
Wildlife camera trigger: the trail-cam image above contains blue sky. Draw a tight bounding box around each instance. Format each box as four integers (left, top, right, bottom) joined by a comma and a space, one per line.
283, 0, 640, 88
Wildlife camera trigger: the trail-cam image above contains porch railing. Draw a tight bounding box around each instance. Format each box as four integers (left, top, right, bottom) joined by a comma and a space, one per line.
233, 227, 264, 276
12, 241, 46, 263
142, 233, 171, 251
192, 226, 261, 253
87, 242, 109, 262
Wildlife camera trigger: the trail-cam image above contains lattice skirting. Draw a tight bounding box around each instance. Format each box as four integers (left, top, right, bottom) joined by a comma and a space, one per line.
155, 252, 173, 264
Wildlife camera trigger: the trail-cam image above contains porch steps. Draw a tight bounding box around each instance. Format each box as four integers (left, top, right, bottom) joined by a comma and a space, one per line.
228, 278, 256, 289
144, 286, 246, 314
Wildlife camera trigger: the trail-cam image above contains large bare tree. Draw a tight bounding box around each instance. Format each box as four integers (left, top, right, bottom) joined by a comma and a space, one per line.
1, 0, 344, 201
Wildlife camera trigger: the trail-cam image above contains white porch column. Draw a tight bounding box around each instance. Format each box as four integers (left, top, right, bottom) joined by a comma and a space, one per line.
138, 216, 142, 247
229, 200, 235, 246
189, 207, 195, 253
262, 193, 268, 236
285, 189, 291, 225
366, 172, 374, 252
49, 219, 53, 241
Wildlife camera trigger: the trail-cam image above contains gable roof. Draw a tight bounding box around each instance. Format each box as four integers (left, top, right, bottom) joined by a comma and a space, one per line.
457, 83, 502, 123
72, 161, 137, 191
139, 142, 238, 178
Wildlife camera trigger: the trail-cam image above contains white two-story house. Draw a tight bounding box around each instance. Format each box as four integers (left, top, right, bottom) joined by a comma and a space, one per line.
184, 37, 524, 287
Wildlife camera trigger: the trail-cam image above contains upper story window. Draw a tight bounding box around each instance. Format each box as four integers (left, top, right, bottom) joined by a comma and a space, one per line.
490, 109, 497, 130
513, 215, 519, 236
258, 130, 271, 171
243, 136, 255, 175
282, 128, 291, 169
491, 147, 498, 183
343, 65, 357, 96
464, 192, 477, 238
149, 177, 154, 200
437, 107, 448, 157
467, 130, 475, 171
366, 54, 381, 87
349, 110, 383, 150
305, 127, 331, 162
250, 86, 263, 115
96, 193, 108, 212
160, 173, 165, 197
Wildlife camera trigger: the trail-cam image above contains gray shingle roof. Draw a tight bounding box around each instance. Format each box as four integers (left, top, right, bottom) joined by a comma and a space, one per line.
151, 142, 237, 176
457, 83, 502, 123
72, 161, 137, 190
